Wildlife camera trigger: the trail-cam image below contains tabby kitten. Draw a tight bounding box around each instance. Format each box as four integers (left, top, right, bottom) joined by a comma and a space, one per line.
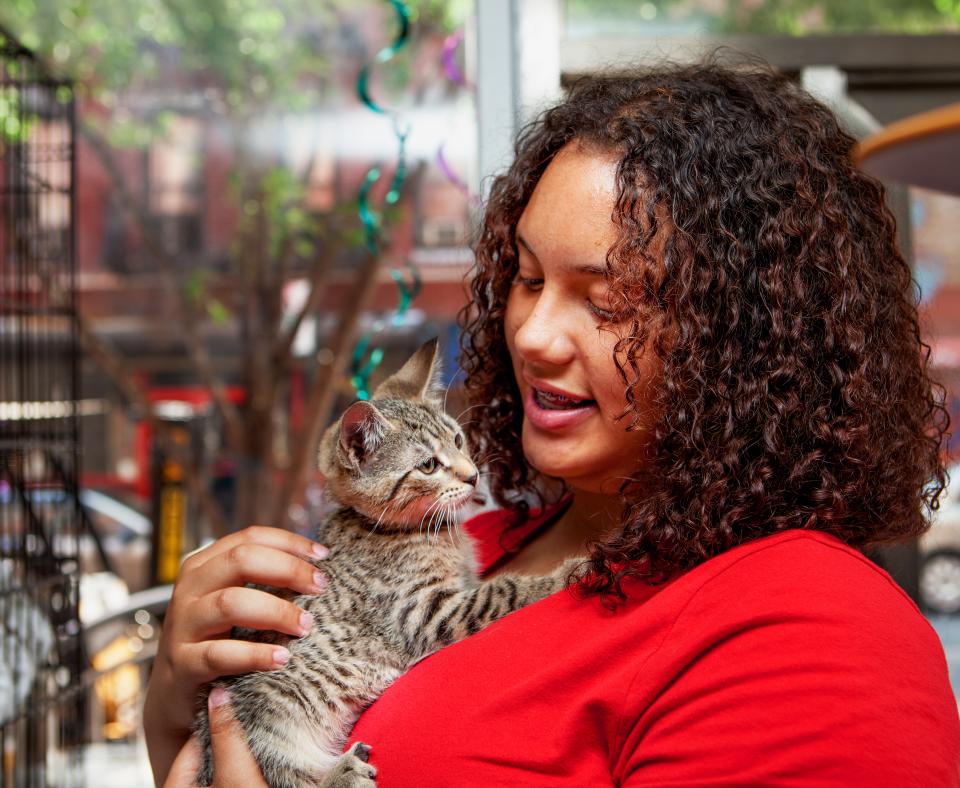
194, 339, 579, 788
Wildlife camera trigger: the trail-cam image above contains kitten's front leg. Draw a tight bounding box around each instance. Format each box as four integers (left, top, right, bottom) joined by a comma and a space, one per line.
401, 557, 582, 656
319, 742, 377, 788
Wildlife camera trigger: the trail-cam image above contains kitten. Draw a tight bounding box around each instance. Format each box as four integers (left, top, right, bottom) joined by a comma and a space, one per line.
194, 339, 579, 788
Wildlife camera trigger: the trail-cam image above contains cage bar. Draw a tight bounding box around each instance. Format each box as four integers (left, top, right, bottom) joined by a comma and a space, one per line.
0, 26, 84, 788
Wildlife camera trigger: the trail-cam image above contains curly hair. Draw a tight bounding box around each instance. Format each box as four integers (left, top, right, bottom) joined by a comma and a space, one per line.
457, 58, 949, 602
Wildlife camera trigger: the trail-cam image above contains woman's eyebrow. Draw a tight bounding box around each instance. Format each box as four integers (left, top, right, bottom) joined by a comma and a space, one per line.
516, 232, 608, 277
516, 232, 538, 259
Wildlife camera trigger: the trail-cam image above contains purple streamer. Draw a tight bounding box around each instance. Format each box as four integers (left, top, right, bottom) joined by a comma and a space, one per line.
441, 28, 467, 88
436, 143, 474, 202
436, 28, 479, 204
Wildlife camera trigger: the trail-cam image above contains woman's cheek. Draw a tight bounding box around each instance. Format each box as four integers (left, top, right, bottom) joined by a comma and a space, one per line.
504, 290, 534, 366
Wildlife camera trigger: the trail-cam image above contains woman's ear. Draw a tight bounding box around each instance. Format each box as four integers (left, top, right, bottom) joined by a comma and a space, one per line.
371, 338, 443, 406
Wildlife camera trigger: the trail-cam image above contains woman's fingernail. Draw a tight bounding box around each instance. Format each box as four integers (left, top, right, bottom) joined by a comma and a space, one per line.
312, 543, 330, 559
272, 647, 290, 666
312, 571, 326, 592
299, 612, 314, 634
209, 687, 230, 710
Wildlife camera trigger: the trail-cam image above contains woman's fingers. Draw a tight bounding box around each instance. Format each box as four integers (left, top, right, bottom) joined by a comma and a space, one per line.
147, 526, 327, 788
191, 543, 326, 598
183, 638, 295, 684
207, 688, 269, 788
183, 525, 328, 573
161, 733, 201, 788
192, 586, 314, 640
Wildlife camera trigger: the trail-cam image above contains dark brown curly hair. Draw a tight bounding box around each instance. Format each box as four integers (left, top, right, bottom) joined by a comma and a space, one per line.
457, 58, 949, 602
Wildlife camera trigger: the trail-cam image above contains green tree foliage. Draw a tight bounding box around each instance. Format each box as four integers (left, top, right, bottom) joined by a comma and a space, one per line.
566, 0, 960, 35
0, 1, 463, 532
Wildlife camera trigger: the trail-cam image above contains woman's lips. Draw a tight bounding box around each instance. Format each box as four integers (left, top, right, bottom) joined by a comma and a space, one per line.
522, 386, 598, 431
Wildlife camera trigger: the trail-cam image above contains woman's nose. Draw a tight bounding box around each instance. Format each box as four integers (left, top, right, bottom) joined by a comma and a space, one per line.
511, 290, 576, 366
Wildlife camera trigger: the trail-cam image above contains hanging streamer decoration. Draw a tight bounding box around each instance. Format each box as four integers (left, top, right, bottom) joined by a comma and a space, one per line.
436, 27, 480, 206
350, 0, 422, 400
441, 27, 468, 88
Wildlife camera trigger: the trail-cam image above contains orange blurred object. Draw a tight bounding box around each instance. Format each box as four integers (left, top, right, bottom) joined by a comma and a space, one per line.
856, 103, 960, 197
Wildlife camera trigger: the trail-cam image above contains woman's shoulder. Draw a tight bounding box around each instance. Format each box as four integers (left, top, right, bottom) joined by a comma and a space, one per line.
659, 528, 933, 638
678, 527, 902, 583
614, 530, 960, 786
629, 529, 954, 720
674, 528, 917, 606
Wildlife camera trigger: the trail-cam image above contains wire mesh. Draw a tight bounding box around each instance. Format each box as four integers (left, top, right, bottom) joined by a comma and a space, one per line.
0, 27, 85, 788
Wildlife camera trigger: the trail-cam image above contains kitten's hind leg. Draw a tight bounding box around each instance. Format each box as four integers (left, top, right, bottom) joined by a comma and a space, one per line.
319, 742, 377, 788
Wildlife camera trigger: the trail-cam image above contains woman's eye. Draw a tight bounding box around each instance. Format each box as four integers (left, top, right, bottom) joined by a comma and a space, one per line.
587, 300, 615, 321
454, 433, 464, 449
513, 276, 543, 291
419, 457, 438, 474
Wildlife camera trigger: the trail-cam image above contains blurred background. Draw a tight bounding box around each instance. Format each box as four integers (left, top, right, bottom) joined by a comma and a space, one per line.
0, 1, 958, 785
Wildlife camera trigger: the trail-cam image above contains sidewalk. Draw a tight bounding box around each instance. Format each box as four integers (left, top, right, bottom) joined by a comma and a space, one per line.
83, 740, 153, 788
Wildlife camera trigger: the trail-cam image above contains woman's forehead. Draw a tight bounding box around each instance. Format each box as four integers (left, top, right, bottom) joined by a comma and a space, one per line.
516, 146, 619, 265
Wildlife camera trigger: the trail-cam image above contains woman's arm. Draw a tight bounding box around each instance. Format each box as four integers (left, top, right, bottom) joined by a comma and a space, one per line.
144, 525, 328, 787
162, 688, 268, 788
162, 688, 376, 788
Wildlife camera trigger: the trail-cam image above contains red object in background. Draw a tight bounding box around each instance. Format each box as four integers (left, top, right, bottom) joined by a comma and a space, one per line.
129, 385, 246, 500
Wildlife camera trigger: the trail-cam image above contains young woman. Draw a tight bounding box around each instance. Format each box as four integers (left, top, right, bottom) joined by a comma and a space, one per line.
146, 61, 960, 786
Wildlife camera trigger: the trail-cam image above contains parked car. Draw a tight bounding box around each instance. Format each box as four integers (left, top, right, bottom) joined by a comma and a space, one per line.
920, 465, 960, 615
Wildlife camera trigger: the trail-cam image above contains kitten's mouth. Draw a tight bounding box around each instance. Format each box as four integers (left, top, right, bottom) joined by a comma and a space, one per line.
421, 490, 474, 523
451, 489, 476, 510
534, 388, 595, 410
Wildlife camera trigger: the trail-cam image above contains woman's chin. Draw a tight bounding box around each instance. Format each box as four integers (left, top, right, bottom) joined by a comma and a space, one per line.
522, 433, 636, 495
522, 435, 589, 485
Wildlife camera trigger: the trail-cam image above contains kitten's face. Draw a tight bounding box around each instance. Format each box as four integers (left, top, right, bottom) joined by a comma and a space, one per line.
322, 397, 479, 531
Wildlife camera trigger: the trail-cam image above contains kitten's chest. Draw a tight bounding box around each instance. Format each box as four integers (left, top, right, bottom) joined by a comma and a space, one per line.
316, 530, 473, 641
326, 527, 474, 586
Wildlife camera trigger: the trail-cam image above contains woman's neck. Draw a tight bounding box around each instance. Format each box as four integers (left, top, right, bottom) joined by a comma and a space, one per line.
562, 486, 621, 541
490, 487, 620, 576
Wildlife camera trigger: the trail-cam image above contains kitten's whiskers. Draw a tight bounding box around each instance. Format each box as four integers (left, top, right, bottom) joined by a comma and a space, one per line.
455, 403, 488, 423
442, 371, 458, 415
367, 499, 398, 537
418, 498, 444, 539
476, 451, 504, 469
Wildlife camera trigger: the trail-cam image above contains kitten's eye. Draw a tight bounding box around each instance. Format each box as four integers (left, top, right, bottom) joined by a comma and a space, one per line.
454, 433, 463, 449
419, 457, 438, 474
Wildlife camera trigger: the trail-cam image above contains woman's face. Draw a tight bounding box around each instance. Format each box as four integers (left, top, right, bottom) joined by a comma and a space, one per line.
505, 144, 658, 494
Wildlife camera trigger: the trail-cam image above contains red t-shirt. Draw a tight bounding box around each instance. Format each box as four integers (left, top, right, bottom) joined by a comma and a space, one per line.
349, 506, 960, 786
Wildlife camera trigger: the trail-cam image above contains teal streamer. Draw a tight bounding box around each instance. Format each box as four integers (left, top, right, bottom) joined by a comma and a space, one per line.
350, 0, 419, 401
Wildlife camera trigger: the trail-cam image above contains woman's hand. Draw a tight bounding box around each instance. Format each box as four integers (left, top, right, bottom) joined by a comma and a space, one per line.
144, 526, 328, 787
163, 687, 267, 788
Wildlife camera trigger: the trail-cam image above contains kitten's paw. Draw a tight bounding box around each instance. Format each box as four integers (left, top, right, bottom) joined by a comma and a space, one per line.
350, 742, 372, 763
319, 742, 377, 788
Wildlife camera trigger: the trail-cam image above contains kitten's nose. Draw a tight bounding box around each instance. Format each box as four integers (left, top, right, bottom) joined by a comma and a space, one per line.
464, 472, 478, 487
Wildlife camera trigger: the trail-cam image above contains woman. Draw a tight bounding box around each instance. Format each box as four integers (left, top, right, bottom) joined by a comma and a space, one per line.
146, 61, 960, 786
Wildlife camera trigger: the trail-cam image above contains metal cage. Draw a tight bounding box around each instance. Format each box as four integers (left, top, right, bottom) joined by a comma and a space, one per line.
0, 27, 85, 788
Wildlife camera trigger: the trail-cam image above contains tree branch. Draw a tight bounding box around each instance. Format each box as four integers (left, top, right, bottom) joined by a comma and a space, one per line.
269, 246, 382, 527
266, 123, 332, 365
271, 239, 336, 375
270, 160, 427, 527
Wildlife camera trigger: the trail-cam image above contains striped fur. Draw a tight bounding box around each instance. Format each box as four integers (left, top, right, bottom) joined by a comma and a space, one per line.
193, 341, 577, 788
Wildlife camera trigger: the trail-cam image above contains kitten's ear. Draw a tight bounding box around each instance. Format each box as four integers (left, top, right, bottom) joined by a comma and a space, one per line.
372, 338, 443, 406
337, 401, 390, 470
